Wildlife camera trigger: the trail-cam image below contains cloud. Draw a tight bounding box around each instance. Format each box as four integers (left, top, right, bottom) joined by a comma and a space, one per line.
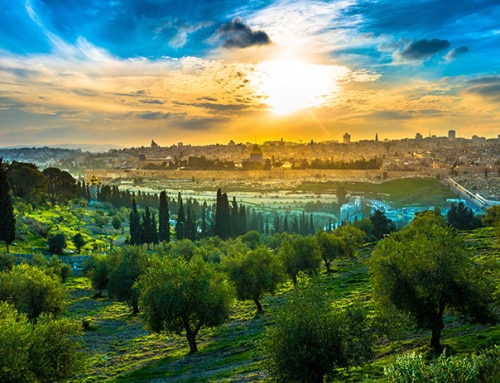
140, 99, 165, 105
214, 18, 272, 48
367, 110, 412, 120
137, 111, 176, 120
445, 46, 469, 62
465, 76, 500, 102
399, 38, 450, 61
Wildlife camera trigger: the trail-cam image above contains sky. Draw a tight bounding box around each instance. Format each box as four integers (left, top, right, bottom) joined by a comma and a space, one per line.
0, 0, 499, 147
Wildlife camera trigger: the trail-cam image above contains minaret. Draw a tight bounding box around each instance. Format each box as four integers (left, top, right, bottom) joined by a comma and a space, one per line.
375, 133, 378, 142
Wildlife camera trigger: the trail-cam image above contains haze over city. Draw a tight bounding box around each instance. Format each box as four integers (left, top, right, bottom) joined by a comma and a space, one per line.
0, 0, 499, 147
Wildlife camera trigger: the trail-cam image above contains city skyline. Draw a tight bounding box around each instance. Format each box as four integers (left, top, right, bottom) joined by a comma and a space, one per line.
1, 1, 499, 147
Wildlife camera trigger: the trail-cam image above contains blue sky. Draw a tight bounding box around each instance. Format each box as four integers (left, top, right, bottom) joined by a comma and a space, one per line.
0, 0, 499, 147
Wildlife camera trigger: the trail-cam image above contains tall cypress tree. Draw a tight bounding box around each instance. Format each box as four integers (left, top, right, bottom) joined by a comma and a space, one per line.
129, 199, 141, 245
214, 188, 230, 240
201, 201, 208, 238
186, 206, 197, 241
0, 158, 15, 253
176, 192, 185, 240
158, 190, 170, 243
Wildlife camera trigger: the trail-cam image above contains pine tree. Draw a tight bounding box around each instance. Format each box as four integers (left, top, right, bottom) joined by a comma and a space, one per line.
0, 158, 15, 253
158, 191, 170, 243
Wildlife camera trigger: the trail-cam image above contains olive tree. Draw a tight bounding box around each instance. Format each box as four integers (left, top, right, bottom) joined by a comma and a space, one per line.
139, 255, 234, 353
266, 281, 373, 383
224, 245, 284, 314
0, 302, 82, 382
0, 264, 66, 321
369, 211, 497, 354
107, 247, 150, 315
278, 235, 321, 284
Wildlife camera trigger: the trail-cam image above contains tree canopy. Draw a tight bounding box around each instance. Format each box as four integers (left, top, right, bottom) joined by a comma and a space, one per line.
139, 255, 235, 353
369, 210, 497, 353
224, 245, 284, 313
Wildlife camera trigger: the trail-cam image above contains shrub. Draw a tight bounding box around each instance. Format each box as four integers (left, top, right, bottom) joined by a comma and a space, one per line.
385, 347, 500, 383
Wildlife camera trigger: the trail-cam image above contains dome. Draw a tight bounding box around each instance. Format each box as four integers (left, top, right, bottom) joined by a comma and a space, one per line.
250, 144, 263, 156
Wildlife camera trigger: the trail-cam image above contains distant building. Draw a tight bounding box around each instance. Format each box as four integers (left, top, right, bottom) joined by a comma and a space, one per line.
448, 130, 456, 139
415, 132, 423, 140
242, 144, 267, 169
343, 133, 351, 144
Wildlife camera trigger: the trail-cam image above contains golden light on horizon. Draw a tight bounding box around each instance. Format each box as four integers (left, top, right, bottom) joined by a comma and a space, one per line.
248, 59, 349, 115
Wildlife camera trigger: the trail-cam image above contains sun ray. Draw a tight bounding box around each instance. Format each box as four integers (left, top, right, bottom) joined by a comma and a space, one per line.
248, 59, 349, 115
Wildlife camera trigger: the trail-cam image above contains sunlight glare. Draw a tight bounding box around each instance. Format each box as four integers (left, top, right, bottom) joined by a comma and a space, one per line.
249, 59, 349, 115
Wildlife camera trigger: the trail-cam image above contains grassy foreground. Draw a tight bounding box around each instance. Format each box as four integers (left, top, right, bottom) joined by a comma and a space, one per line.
65, 228, 499, 382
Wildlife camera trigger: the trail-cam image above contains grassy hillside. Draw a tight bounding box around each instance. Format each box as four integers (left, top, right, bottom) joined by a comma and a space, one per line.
64, 228, 499, 382
300, 177, 456, 207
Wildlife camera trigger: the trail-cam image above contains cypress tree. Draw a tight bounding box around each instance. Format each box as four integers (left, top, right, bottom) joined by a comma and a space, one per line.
214, 189, 230, 240
283, 215, 289, 233
230, 197, 239, 237
0, 158, 15, 253
151, 213, 159, 245
239, 204, 247, 235
129, 199, 141, 245
158, 191, 170, 243
176, 192, 185, 240
201, 202, 208, 238
186, 206, 197, 241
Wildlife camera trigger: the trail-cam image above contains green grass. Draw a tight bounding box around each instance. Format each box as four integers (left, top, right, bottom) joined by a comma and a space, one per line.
300, 177, 456, 207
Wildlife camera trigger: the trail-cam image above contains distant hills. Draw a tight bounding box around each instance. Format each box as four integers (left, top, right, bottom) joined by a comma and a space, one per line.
0, 143, 122, 153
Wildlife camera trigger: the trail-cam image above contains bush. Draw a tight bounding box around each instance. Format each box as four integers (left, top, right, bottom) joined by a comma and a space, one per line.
0, 264, 67, 321
0, 302, 82, 382
48, 233, 67, 255
265, 281, 373, 383
384, 347, 500, 383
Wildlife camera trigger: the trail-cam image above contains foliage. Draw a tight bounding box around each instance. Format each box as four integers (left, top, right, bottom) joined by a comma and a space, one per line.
6, 161, 48, 204
42, 167, 77, 205
72, 232, 86, 253
482, 205, 500, 227
28, 315, 83, 382
48, 232, 67, 254
370, 209, 397, 239
158, 190, 170, 242
239, 230, 263, 250
0, 302, 82, 383
447, 201, 476, 230
315, 230, 344, 272
224, 245, 284, 313
83, 254, 110, 296
0, 158, 15, 253
32, 253, 71, 282
107, 246, 150, 314
265, 281, 373, 383
384, 346, 500, 383
369, 210, 497, 353
0, 252, 15, 272
0, 301, 32, 382
139, 254, 235, 353
278, 234, 321, 284
0, 263, 66, 321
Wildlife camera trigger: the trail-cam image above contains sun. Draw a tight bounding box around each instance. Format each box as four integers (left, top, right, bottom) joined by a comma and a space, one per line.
249, 59, 349, 115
